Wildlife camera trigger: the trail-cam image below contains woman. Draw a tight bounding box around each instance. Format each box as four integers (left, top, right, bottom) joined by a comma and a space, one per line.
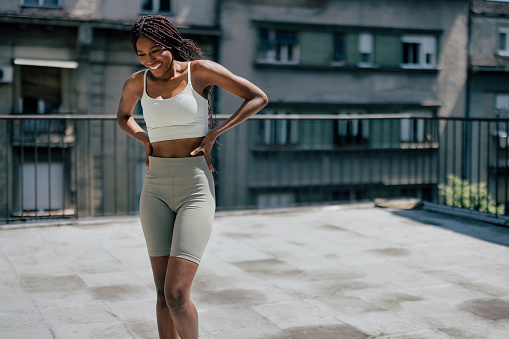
117, 15, 268, 339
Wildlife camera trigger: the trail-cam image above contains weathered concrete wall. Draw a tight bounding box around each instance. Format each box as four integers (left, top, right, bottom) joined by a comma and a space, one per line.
0, 0, 218, 27
470, 16, 509, 67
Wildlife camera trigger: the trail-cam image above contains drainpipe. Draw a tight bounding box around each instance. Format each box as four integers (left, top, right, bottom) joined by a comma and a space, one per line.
462, 0, 473, 181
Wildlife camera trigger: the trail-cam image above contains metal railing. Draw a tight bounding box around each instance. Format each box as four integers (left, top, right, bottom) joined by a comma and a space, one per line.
0, 114, 508, 223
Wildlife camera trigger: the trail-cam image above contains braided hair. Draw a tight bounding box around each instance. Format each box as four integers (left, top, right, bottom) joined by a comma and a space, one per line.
130, 15, 204, 61
130, 15, 216, 129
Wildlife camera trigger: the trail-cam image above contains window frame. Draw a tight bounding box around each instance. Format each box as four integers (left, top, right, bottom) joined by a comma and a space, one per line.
498, 27, 509, 57
331, 33, 346, 66
358, 33, 374, 68
495, 93, 509, 117
140, 0, 172, 14
20, 0, 59, 8
257, 29, 300, 65
401, 35, 437, 69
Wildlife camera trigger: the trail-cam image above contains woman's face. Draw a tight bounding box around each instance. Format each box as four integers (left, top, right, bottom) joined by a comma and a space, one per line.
136, 35, 173, 77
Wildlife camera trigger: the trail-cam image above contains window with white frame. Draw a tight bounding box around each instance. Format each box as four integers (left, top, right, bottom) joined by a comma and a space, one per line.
258, 29, 300, 64
21, 0, 59, 7
498, 27, 509, 56
358, 33, 374, 67
401, 35, 437, 69
141, 0, 171, 13
259, 110, 298, 146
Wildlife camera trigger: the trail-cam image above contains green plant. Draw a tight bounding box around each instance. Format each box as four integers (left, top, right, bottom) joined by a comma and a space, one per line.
438, 174, 505, 214
374, 326, 389, 337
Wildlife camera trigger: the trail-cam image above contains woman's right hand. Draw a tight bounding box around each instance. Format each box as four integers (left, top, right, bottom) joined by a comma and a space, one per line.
145, 142, 153, 169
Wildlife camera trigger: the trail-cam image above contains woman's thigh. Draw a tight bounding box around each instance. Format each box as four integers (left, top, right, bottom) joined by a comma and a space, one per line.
140, 191, 176, 256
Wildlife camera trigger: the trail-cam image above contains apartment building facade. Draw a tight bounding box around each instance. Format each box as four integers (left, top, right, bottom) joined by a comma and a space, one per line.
214, 0, 471, 208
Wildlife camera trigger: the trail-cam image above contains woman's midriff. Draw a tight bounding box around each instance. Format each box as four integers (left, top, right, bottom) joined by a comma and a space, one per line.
150, 137, 204, 158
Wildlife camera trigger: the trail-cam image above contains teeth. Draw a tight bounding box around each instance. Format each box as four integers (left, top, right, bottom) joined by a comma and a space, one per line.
150, 63, 161, 70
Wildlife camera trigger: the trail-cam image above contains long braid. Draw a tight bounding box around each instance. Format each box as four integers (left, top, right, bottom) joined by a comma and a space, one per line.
130, 15, 216, 128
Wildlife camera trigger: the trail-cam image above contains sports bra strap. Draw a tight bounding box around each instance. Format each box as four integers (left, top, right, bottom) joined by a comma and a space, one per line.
143, 69, 148, 92
187, 61, 192, 85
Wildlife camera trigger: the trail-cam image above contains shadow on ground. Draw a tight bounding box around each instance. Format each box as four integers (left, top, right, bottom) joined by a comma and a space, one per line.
391, 208, 509, 247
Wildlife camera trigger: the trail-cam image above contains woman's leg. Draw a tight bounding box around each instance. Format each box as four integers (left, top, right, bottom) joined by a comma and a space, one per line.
164, 257, 200, 339
150, 256, 200, 339
150, 256, 179, 339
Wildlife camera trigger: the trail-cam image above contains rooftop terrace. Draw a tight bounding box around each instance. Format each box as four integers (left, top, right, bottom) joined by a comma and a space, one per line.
1, 204, 509, 338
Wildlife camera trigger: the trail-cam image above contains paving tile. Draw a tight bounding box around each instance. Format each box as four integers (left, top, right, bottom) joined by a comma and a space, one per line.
41, 304, 120, 326
0, 328, 56, 339
208, 323, 285, 339
89, 283, 153, 302
338, 310, 429, 337
212, 247, 274, 263
251, 299, 333, 328
107, 298, 155, 321
53, 321, 135, 339
30, 289, 101, 310
124, 317, 159, 339
199, 306, 274, 332
19, 274, 86, 293
0, 309, 48, 332
0, 293, 36, 312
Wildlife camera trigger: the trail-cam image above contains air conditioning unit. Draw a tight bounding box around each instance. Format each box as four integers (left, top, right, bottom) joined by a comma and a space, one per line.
0, 66, 13, 83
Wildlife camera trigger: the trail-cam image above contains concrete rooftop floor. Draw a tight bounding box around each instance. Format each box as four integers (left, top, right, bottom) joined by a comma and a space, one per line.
1, 204, 509, 339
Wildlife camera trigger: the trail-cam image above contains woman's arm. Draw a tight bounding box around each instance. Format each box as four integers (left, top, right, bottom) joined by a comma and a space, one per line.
190, 60, 269, 167
116, 72, 153, 168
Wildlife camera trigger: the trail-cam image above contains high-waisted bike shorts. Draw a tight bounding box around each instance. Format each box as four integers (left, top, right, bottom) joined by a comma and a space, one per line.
139, 155, 215, 264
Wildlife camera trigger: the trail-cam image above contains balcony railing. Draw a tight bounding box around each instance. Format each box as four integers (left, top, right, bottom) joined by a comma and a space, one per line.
0, 114, 508, 223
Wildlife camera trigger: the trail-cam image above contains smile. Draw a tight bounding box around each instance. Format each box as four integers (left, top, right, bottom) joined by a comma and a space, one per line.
149, 63, 162, 70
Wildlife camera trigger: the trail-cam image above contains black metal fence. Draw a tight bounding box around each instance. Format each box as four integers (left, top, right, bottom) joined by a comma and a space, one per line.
0, 114, 507, 223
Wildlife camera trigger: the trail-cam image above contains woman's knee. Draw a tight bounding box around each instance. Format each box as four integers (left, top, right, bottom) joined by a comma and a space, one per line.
155, 286, 167, 307
165, 284, 188, 313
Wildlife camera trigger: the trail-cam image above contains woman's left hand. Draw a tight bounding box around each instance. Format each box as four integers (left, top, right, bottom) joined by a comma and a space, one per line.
190, 133, 217, 172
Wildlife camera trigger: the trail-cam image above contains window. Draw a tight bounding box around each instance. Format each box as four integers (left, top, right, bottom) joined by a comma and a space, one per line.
498, 28, 509, 56
19, 162, 64, 212
401, 36, 437, 69
141, 0, 171, 13
258, 29, 300, 64
332, 33, 346, 65
259, 110, 298, 146
21, 0, 58, 7
358, 33, 374, 67
495, 94, 509, 117
334, 111, 369, 146
400, 116, 435, 145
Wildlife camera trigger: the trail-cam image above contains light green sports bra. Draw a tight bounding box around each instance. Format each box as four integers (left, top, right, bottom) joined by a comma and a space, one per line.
141, 62, 209, 142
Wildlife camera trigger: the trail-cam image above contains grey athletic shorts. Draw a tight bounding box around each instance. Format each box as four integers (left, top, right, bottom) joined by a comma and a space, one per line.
139, 155, 215, 264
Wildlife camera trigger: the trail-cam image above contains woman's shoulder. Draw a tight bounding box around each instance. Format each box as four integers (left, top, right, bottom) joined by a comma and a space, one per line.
190, 59, 223, 74
122, 70, 146, 97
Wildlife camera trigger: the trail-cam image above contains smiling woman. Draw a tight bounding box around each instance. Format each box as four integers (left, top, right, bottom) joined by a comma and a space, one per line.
116, 15, 267, 339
